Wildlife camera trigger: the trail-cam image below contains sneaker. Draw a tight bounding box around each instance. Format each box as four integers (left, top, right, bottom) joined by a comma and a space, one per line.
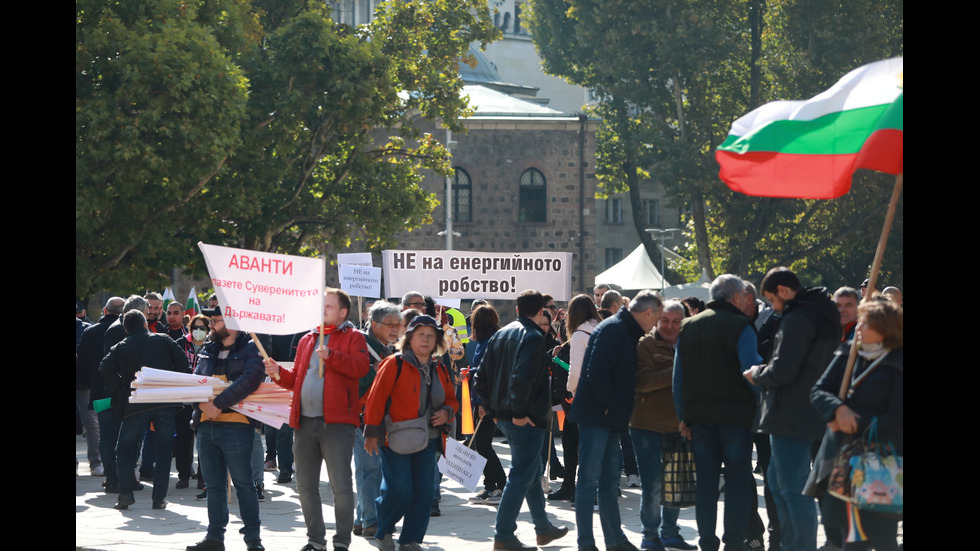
541, 475, 552, 494
196, 489, 208, 501
469, 489, 492, 502
277, 471, 293, 484
264, 460, 277, 471
641, 539, 666, 551
660, 535, 697, 551
745, 537, 765, 551
627, 474, 641, 488
256, 483, 265, 502
176, 478, 190, 489
91, 464, 106, 476
484, 489, 503, 505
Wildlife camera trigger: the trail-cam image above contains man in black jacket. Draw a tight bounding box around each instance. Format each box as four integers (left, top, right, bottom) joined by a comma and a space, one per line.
744, 267, 839, 551
474, 290, 568, 551
76, 296, 124, 477
99, 309, 190, 510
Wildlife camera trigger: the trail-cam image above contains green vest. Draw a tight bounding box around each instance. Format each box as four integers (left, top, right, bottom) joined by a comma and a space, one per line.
677, 302, 757, 428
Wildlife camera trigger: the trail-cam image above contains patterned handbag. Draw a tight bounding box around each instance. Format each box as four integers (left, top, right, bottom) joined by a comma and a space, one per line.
850, 419, 903, 513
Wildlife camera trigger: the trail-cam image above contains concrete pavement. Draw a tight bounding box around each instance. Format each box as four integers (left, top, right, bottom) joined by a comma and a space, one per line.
77, 433, 797, 551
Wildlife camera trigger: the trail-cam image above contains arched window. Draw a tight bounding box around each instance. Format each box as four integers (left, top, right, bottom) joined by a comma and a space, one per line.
519, 168, 546, 223
452, 167, 472, 223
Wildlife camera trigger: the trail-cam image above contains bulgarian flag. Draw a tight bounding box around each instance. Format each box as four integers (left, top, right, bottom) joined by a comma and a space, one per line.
184, 287, 201, 317
716, 57, 902, 199
161, 287, 177, 308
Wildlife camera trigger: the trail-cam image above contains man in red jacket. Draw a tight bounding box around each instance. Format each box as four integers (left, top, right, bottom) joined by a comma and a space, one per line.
264, 288, 370, 551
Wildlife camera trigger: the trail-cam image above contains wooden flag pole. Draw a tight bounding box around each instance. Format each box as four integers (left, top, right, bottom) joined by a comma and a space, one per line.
466, 416, 485, 450
838, 174, 902, 399
250, 332, 279, 380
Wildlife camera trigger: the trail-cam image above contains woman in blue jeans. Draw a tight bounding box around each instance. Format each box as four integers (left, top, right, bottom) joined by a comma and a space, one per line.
363, 316, 458, 551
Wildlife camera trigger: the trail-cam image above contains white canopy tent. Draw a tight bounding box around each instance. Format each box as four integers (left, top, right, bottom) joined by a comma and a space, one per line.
661, 269, 712, 301
594, 244, 669, 291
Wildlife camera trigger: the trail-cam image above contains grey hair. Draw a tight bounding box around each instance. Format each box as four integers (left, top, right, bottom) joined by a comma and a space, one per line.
628, 290, 664, 314
742, 280, 758, 300
401, 291, 424, 305
123, 294, 149, 314
105, 296, 125, 315
662, 299, 686, 318
368, 300, 402, 324
709, 274, 746, 302
834, 286, 859, 302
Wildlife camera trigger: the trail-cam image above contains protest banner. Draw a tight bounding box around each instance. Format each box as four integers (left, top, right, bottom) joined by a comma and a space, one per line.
382, 250, 573, 301
437, 436, 488, 492
339, 264, 382, 298
198, 242, 325, 335
336, 252, 373, 267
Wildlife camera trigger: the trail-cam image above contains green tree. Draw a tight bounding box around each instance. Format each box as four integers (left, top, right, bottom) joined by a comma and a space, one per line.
528, 0, 902, 287
76, 0, 499, 298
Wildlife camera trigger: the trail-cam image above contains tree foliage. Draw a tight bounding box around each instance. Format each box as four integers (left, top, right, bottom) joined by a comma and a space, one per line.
76, 0, 499, 298
528, 0, 903, 288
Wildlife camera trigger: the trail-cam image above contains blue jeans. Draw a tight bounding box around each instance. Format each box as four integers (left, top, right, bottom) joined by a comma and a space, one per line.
117, 407, 176, 503
377, 438, 438, 544
197, 422, 261, 542
690, 423, 754, 551
629, 428, 681, 540
495, 419, 554, 542
98, 408, 122, 487
277, 424, 294, 474
354, 426, 381, 527
768, 434, 817, 551
576, 424, 628, 548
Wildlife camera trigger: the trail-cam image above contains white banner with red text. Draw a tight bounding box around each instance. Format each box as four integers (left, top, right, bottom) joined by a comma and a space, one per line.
198, 242, 325, 335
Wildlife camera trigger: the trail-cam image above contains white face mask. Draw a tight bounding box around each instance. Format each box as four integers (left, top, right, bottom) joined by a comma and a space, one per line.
192, 329, 208, 342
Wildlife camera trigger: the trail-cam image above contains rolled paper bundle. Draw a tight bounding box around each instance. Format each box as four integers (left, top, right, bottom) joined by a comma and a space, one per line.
136, 367, 228, 387
129, 385, 216, 403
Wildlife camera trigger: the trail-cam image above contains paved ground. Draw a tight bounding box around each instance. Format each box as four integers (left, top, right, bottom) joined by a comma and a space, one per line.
77, 433, 806, 551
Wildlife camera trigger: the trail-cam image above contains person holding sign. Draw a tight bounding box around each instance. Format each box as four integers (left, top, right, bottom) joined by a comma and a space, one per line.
264, 289, 369, 551
362, 315, 458, 551
187, 308, 266, 551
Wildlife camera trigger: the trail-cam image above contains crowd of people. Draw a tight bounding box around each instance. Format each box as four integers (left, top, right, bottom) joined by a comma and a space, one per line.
75, 268, 903, 551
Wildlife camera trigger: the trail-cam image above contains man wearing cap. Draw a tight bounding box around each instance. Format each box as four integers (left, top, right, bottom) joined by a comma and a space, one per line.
264, 288, 369, 551
474, 289, 569, 551
187, 307, 266, 551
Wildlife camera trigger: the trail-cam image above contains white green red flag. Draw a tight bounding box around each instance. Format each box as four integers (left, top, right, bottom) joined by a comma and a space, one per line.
184, 287, 201, 317
716, 57, 903, 199
161, 287, 177, 308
